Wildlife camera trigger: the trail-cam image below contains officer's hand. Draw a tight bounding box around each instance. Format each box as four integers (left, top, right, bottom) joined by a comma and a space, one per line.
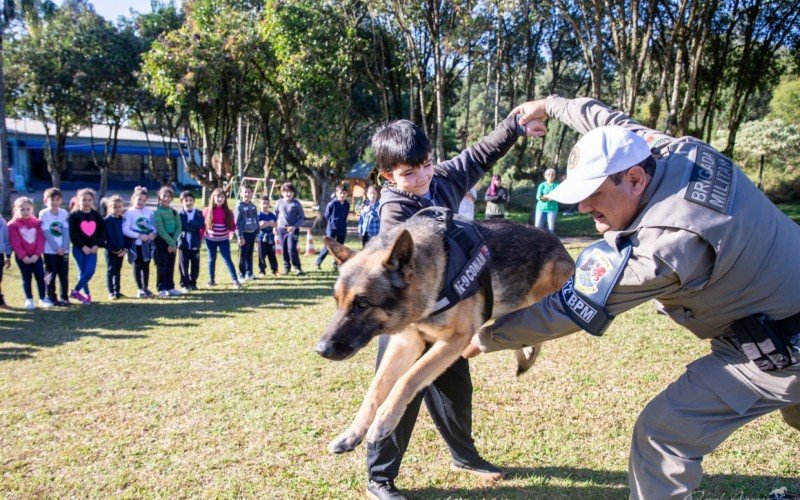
461, 340, 482, 359
510, 99, 549, 126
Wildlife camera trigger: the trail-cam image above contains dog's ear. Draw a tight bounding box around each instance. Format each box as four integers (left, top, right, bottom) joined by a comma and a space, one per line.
324, 236, 357, 264
383, 230, 414, 287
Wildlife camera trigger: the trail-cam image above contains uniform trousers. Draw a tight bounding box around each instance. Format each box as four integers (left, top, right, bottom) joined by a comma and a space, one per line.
629, 338, 800, 499
178, 248, 200, 288
43, 253, 69, 302
366, 334, 483, 483
153, 238, 176, 292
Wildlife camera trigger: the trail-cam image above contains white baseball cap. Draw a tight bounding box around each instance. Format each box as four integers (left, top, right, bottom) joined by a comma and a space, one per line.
548, 126, 652, 204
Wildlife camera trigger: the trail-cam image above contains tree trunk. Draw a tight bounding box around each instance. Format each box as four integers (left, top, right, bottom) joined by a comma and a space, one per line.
0, 34, 11, 214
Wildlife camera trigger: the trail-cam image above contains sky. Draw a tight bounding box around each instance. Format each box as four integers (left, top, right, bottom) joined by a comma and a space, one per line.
70, 0, 180, 21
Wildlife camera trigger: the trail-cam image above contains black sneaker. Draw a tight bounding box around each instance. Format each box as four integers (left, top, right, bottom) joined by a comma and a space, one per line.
450, 459, 505, 481
0, 294, 5, 307
366, 480, 406, 500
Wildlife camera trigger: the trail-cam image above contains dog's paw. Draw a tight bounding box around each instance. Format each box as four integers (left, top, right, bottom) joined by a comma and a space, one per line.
327, 431, 363, 454
366, 407, 402, 444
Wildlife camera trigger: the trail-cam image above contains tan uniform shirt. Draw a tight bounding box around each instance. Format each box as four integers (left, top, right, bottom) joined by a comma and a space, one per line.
477, 96, 800, 352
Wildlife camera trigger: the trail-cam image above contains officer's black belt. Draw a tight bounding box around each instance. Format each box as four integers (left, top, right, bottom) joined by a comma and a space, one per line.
729, 311, 800, 372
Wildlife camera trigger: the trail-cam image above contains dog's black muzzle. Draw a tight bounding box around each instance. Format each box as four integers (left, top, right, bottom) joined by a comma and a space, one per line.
314, 339, 360, 361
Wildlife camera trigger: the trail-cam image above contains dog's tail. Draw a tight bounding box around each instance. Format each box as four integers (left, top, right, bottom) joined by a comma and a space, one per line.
515, 345, 541, 376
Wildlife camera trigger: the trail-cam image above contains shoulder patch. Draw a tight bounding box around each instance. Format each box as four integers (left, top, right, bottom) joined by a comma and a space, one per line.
560, 238, 631, 336
683, 148, 736, 214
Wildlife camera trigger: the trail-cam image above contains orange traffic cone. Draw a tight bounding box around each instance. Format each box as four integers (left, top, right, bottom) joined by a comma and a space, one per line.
305, 229, 316, 255
274, 234, 283, 256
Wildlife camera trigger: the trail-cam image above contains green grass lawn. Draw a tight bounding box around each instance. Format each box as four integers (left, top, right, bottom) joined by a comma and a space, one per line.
0, 238, 797, 498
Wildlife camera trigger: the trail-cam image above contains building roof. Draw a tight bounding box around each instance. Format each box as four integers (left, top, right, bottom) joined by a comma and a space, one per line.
345, 161, 376, 180
5, 118, 180, 145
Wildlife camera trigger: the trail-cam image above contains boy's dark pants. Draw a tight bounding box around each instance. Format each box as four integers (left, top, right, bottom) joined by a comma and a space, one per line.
15, 256, 46, 300
279, 228, 302, 272
43, 253, 69, 301
154, 238, 176, 292
257, 239, 278, 274
105, 250, 124, 295
238, 232, 257, 278
366, 334, 482, 483
316, 232, 346, 267
179, 248, 200, 288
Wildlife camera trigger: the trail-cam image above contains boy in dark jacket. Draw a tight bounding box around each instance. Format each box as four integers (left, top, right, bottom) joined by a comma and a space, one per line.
178, 191, 204, 291
315, 184, 349, 271
363, 109, 545, 500
104, 195, 129, 300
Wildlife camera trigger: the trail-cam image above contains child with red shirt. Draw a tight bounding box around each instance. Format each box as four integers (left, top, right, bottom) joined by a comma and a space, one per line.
8, 197, 49, 309
202, 187, 240, 288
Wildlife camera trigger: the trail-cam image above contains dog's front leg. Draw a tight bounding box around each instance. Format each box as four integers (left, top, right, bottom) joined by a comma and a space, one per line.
366, 332, 471, 444
328, 329, 425, 454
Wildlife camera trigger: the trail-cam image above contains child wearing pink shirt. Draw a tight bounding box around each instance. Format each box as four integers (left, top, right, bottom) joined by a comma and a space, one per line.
8, 197, 49, 309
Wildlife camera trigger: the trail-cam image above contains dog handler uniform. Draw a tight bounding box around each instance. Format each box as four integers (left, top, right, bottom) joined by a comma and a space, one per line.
476, 96, 800, 499
369, 114, 525, 485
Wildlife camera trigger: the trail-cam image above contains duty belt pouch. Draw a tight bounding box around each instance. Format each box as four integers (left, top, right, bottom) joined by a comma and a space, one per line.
730, 314, 793, 372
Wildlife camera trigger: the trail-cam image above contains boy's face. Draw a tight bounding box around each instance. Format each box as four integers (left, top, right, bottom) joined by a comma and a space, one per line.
110, 201, 123, 217
282, 189, 294, 200
260, 199, 270, 212
336, 190, 347, 202
242, 188, 253, 203
47, 195, 62, 211
182, 196, 195, 211
381, 158, 433, 197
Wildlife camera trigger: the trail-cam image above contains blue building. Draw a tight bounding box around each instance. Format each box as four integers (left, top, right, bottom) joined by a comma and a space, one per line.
6, 118, 199, 190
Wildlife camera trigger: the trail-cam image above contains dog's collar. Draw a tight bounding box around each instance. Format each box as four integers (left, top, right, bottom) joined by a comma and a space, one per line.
411, 207, 494, 322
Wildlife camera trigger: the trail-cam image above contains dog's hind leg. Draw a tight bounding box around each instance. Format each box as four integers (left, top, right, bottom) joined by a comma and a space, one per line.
328, 329, 425, 454
366, 331, 472, 444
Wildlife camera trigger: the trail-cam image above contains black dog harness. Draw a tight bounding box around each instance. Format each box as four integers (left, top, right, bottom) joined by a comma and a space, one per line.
411, 207, 493, 322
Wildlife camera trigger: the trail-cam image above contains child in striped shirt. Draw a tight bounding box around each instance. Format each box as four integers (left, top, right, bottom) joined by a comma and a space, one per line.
275, 182, 305, 275
203, 187, 241, 288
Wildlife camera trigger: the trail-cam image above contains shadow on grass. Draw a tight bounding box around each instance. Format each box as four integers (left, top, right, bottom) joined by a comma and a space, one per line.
410, 465, 800, 499
0, 273, 338, 361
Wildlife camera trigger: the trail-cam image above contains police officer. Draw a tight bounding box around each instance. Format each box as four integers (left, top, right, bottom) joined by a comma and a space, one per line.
465, 95, 800, 499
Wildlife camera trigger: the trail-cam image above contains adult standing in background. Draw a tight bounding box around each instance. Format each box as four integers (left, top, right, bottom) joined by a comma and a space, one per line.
484, 174, 508, 219
458, 186, 478, 220
534, 168, 559, 232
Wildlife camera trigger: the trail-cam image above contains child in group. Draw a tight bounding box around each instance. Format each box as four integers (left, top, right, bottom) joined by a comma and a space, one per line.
484, 173, 508, 219
534, 167, 560, 233
177, 190, 204, 292
257, 195, 279, 277
153, 186, 183, 298
357, 184, 381, 247
362, 110, 542, 498
104, 195, 129, 300
0, 214, 11, 307
275, 182, 305, 275
234, 185, 260, 281
316, 184, 349, 271
39, 188, 71, 306
123, 186, 157, 298
68, 188, 105, 305
8, 197, 48, 309
203, 187, 241, 288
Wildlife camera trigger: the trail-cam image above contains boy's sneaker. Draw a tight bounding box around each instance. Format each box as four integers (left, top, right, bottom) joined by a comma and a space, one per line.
315, 264, 322, 271
449, 459, 505, 481
24, 299, 35, 310
294, 268, 305, 276
144, 289, 155, 298
190, 284, 198, 291
108, 293, 118, 301
40, 298, 54, 308
0, 294, 6, 307
167, 289, 182, 296
55, 300, 71, 307
232, 280, 242, 289
366, 480, 406, 500
180, 286, 191, 293
258, 271, 267, 278
137, 289, 148, 299
70, 290, 87, 303
207, 280, 216, 287
115, 292, 125, 299
246, 273, 255, 281
157, 290, 169, 298
272, 271, 280, 277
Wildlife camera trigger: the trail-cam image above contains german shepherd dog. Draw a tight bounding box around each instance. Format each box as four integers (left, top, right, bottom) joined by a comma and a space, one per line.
315, 214, 573, 454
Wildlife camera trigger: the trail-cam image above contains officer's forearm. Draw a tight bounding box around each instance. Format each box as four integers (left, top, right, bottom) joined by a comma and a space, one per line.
476, 295, 581, 353
545, 96, 655, 137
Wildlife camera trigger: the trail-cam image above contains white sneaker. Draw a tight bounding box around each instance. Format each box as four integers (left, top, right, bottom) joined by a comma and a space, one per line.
157, 290, 169, 298
39, 298, 54, 308
137, 289, 147, 299
168, 289, 182, 296
24, 299, 35, 310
